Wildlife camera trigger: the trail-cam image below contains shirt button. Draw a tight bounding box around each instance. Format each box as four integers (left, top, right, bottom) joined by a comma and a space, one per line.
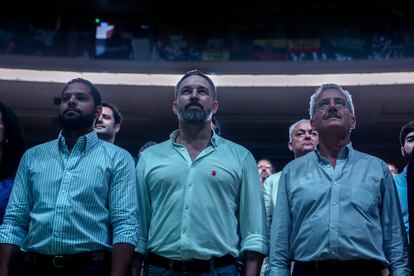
185, 206, 189, 210
331, 225, 336, 229
332, 202, 337, 206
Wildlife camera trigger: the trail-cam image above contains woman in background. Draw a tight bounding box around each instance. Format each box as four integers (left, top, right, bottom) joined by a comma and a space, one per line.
0, 102, 24, 224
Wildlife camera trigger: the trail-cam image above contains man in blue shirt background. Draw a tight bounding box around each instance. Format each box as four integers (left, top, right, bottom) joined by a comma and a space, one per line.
395, 121, 414, 238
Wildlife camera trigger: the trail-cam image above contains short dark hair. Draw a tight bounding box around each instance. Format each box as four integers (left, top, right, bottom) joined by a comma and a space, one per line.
0, 102, 25, 180
175, 69, 217, 100
101, 102, 123, 125
400, 121, 414, 146
61, 78, 102, 107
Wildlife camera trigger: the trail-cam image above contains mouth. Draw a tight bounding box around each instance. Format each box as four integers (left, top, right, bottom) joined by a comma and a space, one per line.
325, 113, 341, 120
186, 104, 203, 110
64, 108, 80, 116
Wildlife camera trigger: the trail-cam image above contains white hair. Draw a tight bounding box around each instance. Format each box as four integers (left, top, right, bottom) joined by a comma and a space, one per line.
309, 83, 355, 118
288, 119, 311, 142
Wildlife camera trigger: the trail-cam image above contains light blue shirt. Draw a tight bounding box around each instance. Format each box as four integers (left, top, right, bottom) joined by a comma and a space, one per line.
136, 130, 268, 260
0, 131, 139, 254
263, 171, 281, 231
268, 144, 410, 276
394, 166, 409, 238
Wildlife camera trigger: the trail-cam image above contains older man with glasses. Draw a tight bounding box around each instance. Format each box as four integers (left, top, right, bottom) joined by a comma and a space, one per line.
267, 83, 410, 276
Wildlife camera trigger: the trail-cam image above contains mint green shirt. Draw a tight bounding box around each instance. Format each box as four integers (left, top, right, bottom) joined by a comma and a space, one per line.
136, 130, 268, 260
0, 131, 139, 254
268, 144, 410, 276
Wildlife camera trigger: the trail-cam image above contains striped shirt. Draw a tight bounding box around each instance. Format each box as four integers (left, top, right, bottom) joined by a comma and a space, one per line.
0, 131, 139, 254
136, 130, 268, 260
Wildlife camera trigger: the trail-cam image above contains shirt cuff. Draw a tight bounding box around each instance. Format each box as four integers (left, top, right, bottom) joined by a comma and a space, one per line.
112, 225, 139, 246
265, 268, 290, 276
240, 233, 269, 256
0, 224, 26, 247
135, 237, 147, 254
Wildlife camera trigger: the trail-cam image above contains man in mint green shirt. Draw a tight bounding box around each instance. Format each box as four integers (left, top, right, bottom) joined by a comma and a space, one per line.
267, 84, 410, 276
133, 70, 268, 276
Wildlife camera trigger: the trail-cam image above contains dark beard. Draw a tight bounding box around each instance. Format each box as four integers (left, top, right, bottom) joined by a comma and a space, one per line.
59, 112, 95, 131
177, 107, 211, 124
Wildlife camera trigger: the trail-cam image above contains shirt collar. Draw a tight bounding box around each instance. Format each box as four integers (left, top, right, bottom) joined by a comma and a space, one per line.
169, 129, 219, 148
315, 142, 353, 163
402, 166, 408, 177
58, 130, 99, 153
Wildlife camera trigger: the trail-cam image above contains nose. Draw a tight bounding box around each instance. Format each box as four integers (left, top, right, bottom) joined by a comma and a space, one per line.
190, 89, 199, 98
65, 94, 78, 106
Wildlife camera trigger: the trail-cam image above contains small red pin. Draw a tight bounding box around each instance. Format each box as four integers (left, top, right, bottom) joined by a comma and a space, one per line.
212, 170, 217, 176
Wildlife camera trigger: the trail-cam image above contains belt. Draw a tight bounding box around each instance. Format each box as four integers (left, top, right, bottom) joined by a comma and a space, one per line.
146, 252, 236, 273
24, 251, 110, 268
295, 260, 384, 271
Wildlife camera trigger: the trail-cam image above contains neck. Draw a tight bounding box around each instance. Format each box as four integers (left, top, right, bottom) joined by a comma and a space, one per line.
62, 127, 93, 151
317, 131, 350, 166
97, 133, 115, 144
177, 121, 212, 149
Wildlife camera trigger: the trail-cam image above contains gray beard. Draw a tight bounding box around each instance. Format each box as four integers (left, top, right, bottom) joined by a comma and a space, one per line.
177, 107, 211, 124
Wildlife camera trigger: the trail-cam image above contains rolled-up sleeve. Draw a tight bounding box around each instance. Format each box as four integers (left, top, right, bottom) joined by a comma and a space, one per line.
0, 152, 32, 246
267, 170, 291, 276
381, 164, 411, 276
110, 151, 139, 246
239, 152, 268, 255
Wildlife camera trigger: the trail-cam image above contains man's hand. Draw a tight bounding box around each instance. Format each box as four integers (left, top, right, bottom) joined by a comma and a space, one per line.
0, 244, 19, 276
245, 251, 265, 276
111, 243, 135, 276
130, 253, 144, 276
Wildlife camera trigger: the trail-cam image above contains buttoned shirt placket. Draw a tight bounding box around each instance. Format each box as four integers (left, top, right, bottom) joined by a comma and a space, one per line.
52, 136, 86, 253
173, 140, 215, 260
318, 149, 348, 259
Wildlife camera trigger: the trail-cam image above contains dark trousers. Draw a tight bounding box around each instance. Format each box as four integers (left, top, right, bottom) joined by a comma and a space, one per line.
16, 252, 111, 276
292, 260, 384, 276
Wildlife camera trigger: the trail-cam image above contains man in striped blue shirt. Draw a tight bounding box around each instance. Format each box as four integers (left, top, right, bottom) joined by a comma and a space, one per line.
0, 78, 138, 276
132, 70, 268, 276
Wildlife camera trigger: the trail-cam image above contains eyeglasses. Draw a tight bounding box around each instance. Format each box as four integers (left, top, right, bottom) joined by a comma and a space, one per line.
316, 98, 348, 111
258, 165, 272, 169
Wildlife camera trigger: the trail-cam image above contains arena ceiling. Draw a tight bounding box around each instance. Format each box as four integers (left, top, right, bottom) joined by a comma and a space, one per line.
0, 54, 413, 171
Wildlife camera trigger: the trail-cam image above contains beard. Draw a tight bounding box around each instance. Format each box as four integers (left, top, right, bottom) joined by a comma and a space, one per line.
59, 111, 96, 131
177, 105, 212, 124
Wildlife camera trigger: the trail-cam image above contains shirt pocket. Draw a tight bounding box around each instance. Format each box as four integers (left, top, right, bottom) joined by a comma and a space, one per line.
351, 184, 379, 212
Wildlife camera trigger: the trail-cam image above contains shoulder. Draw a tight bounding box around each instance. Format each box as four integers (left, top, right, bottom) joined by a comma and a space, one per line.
140, 140, 170, 158
284, 151, 315, 170
394, 172, 407, 186
24, 139, 58, 156
263, 171, 282, 188
352, 149, 387, 167
216, 136, 252, 159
